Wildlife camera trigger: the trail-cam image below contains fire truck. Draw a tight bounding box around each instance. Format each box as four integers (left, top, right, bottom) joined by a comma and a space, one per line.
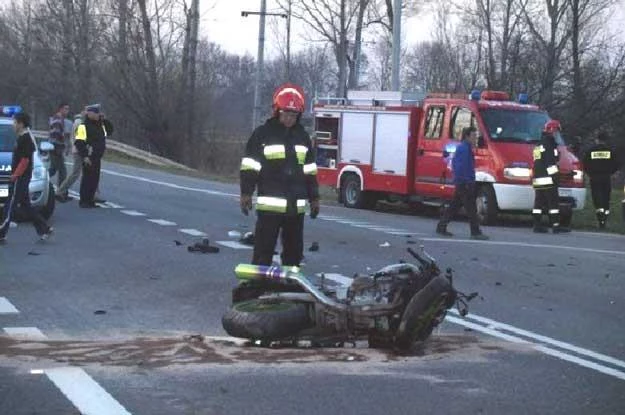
312, 90, 586, 225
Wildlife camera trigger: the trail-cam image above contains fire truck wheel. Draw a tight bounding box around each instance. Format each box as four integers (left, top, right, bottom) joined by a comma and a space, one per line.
341, 174, 377, 209
476, 184, 498, 225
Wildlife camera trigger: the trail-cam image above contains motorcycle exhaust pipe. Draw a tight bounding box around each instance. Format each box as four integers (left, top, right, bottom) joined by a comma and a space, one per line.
234, 264, 347, 310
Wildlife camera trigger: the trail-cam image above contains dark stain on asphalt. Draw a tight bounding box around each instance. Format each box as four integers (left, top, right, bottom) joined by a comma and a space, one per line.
0, 333, 506, 369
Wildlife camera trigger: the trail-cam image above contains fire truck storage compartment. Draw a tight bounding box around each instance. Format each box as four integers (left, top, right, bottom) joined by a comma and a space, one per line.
373, 113, 410, 175
340, 112, 374, 165
315, 113, 340, 168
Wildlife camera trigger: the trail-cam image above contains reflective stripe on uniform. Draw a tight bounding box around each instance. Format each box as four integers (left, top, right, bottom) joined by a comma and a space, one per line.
591, 151, 611, 160
533, 177, 553, 186
303, 163, 317, 175
75, 124, 87, 141
532, 209, 542, 214
241, 157, 262, 172
554, 149, 559, 157
605, 210, 610, 215
596, 208, 605, 213
297, 199, 306, 213
263, 144, 286, 160
546, 165, 558, 175
256, 196, 288, 213
295, 145, 308, 164
549, 209, 560, 214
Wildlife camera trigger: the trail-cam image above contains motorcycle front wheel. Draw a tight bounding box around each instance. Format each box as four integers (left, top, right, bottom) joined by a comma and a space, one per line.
222, 299, 312, 342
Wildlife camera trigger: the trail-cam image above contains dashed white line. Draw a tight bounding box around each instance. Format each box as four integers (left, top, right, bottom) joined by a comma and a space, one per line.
3, 327, 47, 340
179, 228, 207, 237
0, 297, 19, 314
148, 219, 177, 226
45, 368, 133, 415
104, 202, 124, 209
216, 241, 253, 250
120, 210, 147, 217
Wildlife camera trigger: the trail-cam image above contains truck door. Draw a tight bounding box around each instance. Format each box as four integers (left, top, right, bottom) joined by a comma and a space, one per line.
414, 104, 448, 196
449, 106, 490, 183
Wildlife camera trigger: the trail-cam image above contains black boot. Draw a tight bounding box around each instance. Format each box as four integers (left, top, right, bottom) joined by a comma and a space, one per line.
533, 214, 548, 233
436, 223, 453, 237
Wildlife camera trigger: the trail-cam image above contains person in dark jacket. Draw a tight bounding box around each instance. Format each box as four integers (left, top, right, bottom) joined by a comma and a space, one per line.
74, 104, 113, 208
240, 83, 320, 266
582, 132, 620, 228
436, 126, 488, 240
532, 120, 570, 233
0, 112, 53, 243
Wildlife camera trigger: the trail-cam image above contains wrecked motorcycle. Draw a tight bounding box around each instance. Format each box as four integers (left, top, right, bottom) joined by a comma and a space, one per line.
222, 247, 477, 351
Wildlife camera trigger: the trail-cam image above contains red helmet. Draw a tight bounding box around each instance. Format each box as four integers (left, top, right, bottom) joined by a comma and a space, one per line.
543, 120, 561, 134
272, 83, 305, 113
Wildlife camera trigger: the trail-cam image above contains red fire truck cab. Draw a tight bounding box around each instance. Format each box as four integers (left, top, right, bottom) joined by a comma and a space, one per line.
312, 90, 586, 224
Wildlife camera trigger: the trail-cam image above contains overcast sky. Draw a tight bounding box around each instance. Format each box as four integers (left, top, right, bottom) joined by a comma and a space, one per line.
200, 0, 625, 58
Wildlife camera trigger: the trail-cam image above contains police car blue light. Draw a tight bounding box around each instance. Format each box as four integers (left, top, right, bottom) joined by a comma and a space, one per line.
1, 105, 23, 117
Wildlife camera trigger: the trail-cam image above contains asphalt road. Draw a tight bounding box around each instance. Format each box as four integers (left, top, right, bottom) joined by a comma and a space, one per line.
1, 161, 624, 415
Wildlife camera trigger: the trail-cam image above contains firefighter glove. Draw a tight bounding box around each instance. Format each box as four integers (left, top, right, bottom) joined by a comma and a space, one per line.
83, 157, 92, 167
240, 194, 253, 216
310, 199, 320, 219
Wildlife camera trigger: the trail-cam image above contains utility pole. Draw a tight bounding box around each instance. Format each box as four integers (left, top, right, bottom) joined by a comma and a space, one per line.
391, 0, 402, 91
242, 2, 288, 129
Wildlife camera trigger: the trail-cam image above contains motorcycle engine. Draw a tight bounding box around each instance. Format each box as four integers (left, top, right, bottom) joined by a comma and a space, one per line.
346, 263, 421, 306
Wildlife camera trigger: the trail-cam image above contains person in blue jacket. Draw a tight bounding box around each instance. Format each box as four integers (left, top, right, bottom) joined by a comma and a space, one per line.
436, 126, 489, 240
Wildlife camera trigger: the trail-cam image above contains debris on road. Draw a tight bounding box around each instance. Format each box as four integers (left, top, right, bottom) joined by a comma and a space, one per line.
379, 242, 391, 247
495, 282, 502, 286
27, 251, 41, 256
94, 310, 107, 315
174, 240, 183, 246
188, 239, 220, 254
308, 242, 319, 252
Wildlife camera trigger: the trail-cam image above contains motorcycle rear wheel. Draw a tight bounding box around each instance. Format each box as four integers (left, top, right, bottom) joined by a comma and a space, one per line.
394, 276, 453, 351
222, 299, 312, 342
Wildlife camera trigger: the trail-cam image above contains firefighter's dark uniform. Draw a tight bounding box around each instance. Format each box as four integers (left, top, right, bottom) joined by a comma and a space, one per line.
74, 117, 112, 207
532, 133, 566, 232
582, 142, 620, 228
240, 117, 319, 266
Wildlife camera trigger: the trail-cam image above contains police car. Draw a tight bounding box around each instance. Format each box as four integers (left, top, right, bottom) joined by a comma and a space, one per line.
0, 105, 55, 219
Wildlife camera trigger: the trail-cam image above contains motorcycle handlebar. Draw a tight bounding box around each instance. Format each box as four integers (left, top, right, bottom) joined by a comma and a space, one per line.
407, 246, 436, 268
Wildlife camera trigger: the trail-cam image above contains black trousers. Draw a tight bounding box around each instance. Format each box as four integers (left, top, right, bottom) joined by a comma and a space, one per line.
0, 176, 49, 237
79, 157, 101, 204
438, 182, 481, 235
252, 212, 305, 267
590, 176, 611, 213
533, 186, 560, 226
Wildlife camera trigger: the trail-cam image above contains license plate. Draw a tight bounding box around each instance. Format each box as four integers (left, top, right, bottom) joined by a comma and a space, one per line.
0, 186, 8, 198
559, 189, 572, 197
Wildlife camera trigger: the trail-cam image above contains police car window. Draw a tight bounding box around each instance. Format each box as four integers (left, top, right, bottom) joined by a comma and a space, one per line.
0, 124, 17, 152
450, 107, 475, 140
424, 106, 445, 139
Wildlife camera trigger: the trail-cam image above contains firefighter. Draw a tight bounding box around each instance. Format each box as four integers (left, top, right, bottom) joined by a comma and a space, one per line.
74, 104, 113, 208
532, 120, 570, 233
582, 132, 620, 228
239, 83, 320, 267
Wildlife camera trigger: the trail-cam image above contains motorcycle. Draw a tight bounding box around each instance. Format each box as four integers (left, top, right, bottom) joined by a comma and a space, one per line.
222, 246, 477, 351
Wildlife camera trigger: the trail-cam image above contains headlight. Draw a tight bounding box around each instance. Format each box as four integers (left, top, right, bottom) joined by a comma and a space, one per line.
32, 166, 46, 181
504, 166, 532, 180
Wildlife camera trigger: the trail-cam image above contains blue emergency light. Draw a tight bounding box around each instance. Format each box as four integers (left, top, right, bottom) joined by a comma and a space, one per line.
469, 90, 481, 101
518, 93, 529, 104
1, 105, 23, 116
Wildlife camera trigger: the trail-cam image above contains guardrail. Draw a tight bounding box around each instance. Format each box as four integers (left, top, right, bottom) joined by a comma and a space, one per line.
30, 130, 195, 172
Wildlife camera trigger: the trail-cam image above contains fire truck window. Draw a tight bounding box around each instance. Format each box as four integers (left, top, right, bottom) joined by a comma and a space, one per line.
451, 107, 476, 140
424, 106, 445, 139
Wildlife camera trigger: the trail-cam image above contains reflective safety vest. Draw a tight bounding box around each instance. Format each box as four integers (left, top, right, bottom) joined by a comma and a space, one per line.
582, 143, 620, 178
74, 120, 110, 159
532, 137, 560, 189
240, 117, 319, 215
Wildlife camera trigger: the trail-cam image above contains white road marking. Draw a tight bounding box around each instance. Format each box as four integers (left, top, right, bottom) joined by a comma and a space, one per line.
365, 226, 406, 233
179, 228, 207, 237
45, 367, 133, 415
316, 273, 354, 286
216, 241, 253, 250
104, 202, 124, 209
3, 327, 47, 340
449, 309, 625, 371
96, 203, 111, 208
446, 316, 625, 381
121, 210, 147, 217
148, 219, 177, 226
5, 328, 132, 414
101, 168, 238, 198
0, 297, 19, 314
419, 237, 625, 256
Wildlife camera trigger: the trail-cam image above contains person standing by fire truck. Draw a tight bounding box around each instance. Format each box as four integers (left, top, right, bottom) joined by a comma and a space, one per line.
239, 83, 320, 267
532, 120, 570, 233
